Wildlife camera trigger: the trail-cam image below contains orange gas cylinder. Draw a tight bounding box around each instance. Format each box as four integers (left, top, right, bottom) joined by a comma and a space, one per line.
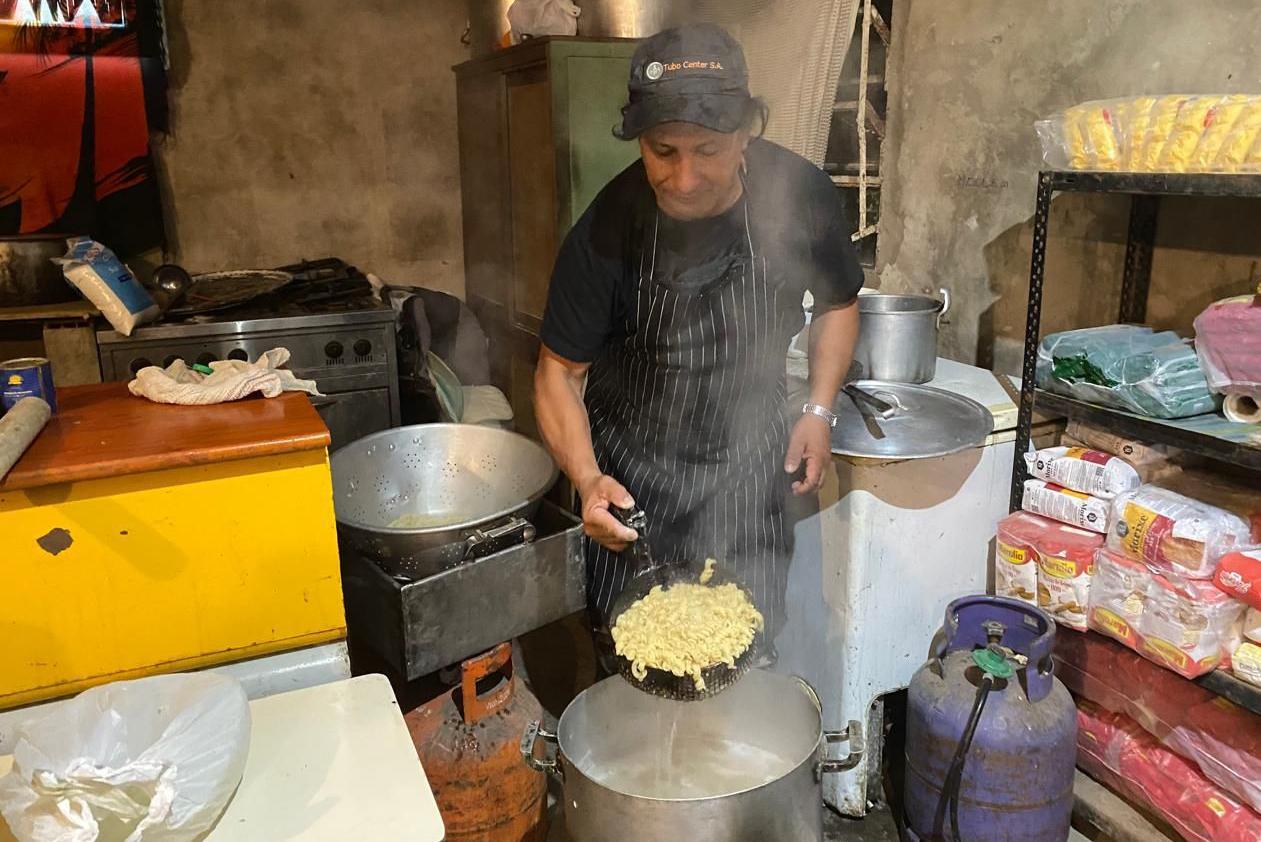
406, 642, 549, 841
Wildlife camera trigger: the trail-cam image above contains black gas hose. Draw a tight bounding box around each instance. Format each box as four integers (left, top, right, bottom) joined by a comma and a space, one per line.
930, 673, 995, 842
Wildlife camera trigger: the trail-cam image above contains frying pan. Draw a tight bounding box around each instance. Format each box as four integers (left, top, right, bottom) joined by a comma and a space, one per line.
605, 506, 762, 702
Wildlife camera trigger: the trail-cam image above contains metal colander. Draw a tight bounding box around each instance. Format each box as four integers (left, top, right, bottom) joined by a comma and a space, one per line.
331, 424, 558, 577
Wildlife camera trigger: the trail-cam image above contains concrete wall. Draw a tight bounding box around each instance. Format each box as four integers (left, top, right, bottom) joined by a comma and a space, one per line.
877, 0, 1261, 371
153, 0, 469, 295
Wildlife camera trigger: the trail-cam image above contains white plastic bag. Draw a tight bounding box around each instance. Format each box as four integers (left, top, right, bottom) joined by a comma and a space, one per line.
506, 0, 579, 41
0, 673, 250, 842
53, 237, 159, 337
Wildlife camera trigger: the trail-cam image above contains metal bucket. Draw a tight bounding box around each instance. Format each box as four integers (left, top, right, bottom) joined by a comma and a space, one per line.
852, 290, 950, 384
330, 424, 558, 578
522, 670, 861, 841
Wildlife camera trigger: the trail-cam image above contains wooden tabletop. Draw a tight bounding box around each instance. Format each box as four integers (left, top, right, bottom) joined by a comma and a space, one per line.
0, 382, 331, 492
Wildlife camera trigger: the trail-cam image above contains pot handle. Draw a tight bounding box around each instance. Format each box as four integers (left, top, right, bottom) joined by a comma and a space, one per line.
819, 721, 865, 776
521, 720, 564, 782
937, 287, 951, 327
460, 642, 514, 724
464, 516, 537, 560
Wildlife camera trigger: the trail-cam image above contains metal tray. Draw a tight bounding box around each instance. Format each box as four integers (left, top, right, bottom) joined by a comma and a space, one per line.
340, 501, 585, 679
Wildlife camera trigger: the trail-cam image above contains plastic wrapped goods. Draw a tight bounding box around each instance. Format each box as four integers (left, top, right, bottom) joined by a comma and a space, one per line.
1036, 325, 1217, 419
1194, 292, 1261, 399
1062, 419, 1175, 482
1037, 94, 1261, 174
1057, 631, 1261, 815
1023, 445, 1141, 498
1155, 467, 1261, 544
53, 237, 159, 336
1108, 485, 1251, 578
996, 511, 1103, 629
1234, 641, 1261, 687
1138, 573, 1245, 679
1076, 701, 1261, 842
1214, 549, 1261, 611
1022, 479, 1110, 532
1088, 547, 1245, 679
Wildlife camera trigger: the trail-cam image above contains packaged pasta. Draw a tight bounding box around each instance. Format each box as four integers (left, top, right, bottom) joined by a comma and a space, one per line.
1022, 479, 1110, 533
1024, 445, 1141, 499
1108, 485, 1251, 578
1214, 549, 1261, 611
1139, 574, 1245, 679
1089, 548, 1152, 649
1036, 94, 1261, 174
995, 512, 1041, 604
1233, 642, 1261, 688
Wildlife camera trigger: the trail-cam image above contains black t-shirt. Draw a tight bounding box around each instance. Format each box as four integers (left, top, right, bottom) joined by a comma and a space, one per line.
540, 138, 864, 363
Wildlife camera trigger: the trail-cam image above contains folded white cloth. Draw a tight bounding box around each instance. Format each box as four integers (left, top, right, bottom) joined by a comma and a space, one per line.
128, 348, 322, 405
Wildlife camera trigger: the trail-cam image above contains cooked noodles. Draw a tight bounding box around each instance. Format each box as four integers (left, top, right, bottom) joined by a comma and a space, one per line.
612, 559, 763, 691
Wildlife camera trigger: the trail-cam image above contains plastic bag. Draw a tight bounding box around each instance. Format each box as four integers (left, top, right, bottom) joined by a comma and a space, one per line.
1021, 479, 1110, 532
0, 673, 250, 842
506, 0, 578, 41
1058, 631, 1261, 815
1036, 324, 1217, 419
1108, 485, 1251, 578
1036, 94, 1261, 174
1194, 292, 1261, 399
53, 237, 159, 337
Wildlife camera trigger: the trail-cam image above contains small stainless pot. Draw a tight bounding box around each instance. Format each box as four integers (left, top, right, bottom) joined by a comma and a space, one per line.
852, 289, 950, 384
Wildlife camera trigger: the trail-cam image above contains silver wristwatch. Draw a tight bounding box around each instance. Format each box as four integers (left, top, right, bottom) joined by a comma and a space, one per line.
801, 402, 838, 427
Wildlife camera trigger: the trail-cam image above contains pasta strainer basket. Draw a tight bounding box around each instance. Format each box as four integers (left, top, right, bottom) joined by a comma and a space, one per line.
331, 424, 558, 580
606, 507, 762, 703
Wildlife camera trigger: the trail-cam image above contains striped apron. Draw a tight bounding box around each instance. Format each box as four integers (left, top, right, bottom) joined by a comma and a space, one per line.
584, 198, 799, 637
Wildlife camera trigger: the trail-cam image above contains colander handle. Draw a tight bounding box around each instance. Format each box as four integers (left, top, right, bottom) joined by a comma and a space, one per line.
520, 720, 563, 782
460, 642, 514, 724
464, 516, 536, 560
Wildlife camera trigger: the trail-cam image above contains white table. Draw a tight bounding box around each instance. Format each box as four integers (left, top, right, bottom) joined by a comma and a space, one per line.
0, 674, 445, 841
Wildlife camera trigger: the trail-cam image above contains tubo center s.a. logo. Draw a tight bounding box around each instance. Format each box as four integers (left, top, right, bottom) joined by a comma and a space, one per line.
645, 61, 664, 80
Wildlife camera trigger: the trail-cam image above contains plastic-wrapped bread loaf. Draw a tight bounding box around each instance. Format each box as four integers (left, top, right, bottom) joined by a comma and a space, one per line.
1108, 485, 1251, 579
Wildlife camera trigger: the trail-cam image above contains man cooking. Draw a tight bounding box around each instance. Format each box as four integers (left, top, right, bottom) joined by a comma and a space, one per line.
534, 24, 863, 647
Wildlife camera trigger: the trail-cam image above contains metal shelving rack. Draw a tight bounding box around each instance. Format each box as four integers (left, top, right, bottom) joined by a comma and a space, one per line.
1010, 169, 1261, 715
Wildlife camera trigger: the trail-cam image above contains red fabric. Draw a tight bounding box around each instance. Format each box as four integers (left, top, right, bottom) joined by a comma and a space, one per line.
1077, 702, 1261, 842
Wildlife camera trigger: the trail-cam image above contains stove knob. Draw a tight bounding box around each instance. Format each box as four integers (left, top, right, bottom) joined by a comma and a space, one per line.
129, 357, 152, 375
353, 339, 372, 357
325, 341, 344, 360
196, 353, 217, 366
227, 349, 248, 361
163, 354, 182, 368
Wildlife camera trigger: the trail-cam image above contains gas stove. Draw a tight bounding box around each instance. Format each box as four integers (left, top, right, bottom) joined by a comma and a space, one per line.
96, 258, 400, 450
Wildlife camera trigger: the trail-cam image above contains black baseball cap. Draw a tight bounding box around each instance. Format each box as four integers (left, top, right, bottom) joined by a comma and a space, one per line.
617, 24, 752, 139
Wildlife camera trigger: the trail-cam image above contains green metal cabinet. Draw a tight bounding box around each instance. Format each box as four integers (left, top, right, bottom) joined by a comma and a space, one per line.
454, 38, 640, 437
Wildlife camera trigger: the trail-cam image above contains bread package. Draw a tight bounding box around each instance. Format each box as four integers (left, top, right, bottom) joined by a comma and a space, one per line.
1024, 446, 1141, 498
996, 512, 1041, 604
997, 511, 1102, 629
1023, 479, 1110, 533
1089, 548, 1152, 649
1108, 485, 1251, 578
1233, 642, 1261, 688
1139, 574, 1245, 679
1156, 467, 1261, 544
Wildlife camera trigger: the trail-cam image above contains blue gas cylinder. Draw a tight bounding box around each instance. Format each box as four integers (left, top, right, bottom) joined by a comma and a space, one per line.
904, 595, 1077, 841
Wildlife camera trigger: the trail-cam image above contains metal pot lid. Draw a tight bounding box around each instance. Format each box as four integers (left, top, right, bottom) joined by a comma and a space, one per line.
830, 380, 993, 460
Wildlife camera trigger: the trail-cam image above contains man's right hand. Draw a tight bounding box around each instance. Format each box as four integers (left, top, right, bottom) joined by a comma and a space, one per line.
577, 474, 638, 552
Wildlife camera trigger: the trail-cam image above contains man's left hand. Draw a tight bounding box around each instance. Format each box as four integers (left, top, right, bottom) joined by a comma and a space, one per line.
784, 413, 831, 496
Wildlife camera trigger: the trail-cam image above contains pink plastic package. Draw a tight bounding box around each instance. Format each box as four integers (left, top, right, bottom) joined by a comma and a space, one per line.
1194, 293, 1261, 398
1057, 631, 1261, 814
1077, 701, 1261, 842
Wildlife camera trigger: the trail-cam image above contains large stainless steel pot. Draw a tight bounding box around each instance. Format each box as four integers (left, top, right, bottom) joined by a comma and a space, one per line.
852, 289, 950, 384
331, 424, 558, 578
0, 236, 77, 306
574, 0, 677, 37
522, 670, 862, 841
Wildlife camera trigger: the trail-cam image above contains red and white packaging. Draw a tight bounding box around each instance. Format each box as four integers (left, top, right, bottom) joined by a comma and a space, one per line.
1058, 631, 1261, 815
996, 512, 1102, 629
1023, 445, 1141, 498
1215, 549, 1261, 610
1022, 479, 1110, 533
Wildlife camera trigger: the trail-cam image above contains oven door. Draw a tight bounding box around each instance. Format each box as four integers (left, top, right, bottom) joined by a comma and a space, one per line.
312, 388, 393, 451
